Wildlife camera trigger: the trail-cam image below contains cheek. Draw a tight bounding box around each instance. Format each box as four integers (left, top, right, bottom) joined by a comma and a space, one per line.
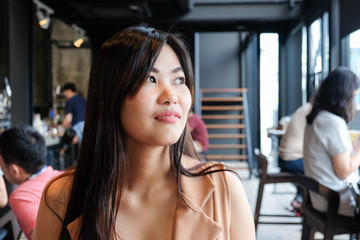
121, 96, 149, 129
120, 101, 132, 129
181, 90, 192, 114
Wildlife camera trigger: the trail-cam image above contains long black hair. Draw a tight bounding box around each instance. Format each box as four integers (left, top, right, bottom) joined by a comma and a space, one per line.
46, 25, 228, 239
307, 67, 360, 124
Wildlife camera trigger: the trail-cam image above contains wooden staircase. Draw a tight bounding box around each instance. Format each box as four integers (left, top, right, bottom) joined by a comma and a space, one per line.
201, 88, 253, 176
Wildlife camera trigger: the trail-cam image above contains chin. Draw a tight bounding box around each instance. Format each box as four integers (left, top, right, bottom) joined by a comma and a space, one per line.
157, 136, 181, 146
161, 139, 180, 146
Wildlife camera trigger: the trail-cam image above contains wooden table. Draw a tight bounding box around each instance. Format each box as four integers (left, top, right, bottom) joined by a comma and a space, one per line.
266, 128, 286, 164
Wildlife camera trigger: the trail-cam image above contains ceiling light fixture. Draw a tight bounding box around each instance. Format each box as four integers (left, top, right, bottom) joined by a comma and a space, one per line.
33, 0, 54, 30
72, 24, 86, 48
129, 5, 140, 11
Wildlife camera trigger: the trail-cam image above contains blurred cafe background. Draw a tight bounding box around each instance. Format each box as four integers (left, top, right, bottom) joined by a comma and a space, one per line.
1, 0, 360, 239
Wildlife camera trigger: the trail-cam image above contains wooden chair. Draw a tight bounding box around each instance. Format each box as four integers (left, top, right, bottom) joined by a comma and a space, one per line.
297, 174, 359, 240
254, 149, 301, 231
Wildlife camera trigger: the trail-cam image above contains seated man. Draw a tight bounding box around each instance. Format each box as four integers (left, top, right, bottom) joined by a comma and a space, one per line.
0, 126, 61, 239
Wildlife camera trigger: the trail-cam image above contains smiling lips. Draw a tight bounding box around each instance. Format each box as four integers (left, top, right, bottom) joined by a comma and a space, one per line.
155, 111, 181, 123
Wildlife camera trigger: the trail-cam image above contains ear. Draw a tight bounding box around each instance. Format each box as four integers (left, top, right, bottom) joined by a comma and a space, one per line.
9, 164, 23, 178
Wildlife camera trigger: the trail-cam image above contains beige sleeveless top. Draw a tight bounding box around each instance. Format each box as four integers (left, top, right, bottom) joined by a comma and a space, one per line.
49, 161, 232, 239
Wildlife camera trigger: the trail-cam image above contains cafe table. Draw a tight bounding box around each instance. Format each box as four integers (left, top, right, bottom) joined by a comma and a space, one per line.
266, 128, 286, 165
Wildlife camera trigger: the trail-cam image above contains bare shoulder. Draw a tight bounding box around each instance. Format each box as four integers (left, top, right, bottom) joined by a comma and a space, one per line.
44, 171, 74, 218
34, 171, 74, 240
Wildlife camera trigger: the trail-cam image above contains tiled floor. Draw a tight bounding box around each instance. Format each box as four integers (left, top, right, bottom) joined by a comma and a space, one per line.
227, 161, 354, 240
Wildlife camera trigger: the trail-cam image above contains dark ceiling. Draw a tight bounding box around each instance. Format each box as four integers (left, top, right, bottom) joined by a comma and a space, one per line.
41, 0, 313, 47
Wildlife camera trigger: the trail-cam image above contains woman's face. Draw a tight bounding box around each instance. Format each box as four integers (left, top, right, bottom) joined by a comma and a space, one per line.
121, 44, 192, 147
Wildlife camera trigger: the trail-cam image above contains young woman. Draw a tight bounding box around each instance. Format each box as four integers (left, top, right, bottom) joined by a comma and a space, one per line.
304, 67, 360, 217
34, 25, 255, 239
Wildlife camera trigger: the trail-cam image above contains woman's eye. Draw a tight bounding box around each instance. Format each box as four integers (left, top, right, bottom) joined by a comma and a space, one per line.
174, 77, 185, 85
146, 76, 156, 83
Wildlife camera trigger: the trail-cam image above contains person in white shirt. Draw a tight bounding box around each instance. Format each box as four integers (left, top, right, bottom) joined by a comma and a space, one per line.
304, 67, 360, 217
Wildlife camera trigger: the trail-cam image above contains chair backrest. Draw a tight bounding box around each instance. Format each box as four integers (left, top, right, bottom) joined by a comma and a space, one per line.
254, 148, 268, 179
296, 174, 340, 229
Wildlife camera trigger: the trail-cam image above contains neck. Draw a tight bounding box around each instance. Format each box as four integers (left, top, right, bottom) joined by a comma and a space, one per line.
20, 173, 32, 184
67, 92, 76, 99
26, 165, 47, 181
125, 144, 175, 195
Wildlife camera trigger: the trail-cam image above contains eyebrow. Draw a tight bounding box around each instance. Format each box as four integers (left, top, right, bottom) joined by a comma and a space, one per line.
151, 66, 184, 73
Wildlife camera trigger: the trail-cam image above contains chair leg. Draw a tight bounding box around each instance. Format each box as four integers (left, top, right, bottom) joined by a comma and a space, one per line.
254, 180, 265, 231
323, 223, 335, 240
350, 233, 358, 240
301, 222, 315, 240
324, 234, 335, 240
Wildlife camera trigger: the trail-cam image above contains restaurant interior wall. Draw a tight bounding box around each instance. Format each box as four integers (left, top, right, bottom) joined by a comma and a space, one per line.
198, 32, 240, 90
329, 0, 340, 72
275, 0, 326, 120
279, 26, 303, 117
0, 0, 10, 130
277, 0, 336, 120
28, 10, 91, 123
1, 0, 92, 128
50, 19, 91, 122
0, 0, 9, 86
9, 0, 33, 127
241, 32, 259, 169
339, 0, 360, 40
198, 32, 242, 157
33, 10, 52, 118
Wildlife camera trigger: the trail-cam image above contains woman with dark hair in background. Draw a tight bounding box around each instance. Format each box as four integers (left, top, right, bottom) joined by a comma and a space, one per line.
34, 25, 255, 239
304, 67, 360, 217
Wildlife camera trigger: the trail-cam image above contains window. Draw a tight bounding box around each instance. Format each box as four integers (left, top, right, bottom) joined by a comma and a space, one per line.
301, 26, 307, 105
343, 29, 360, 129
307, 13, 330, 99
259, 33, 279, 159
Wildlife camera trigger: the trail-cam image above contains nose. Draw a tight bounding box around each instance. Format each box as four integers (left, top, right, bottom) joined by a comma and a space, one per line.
158, 86, 178, 105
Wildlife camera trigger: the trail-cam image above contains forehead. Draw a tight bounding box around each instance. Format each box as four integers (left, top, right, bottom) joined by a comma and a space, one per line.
152, 45, 182, 69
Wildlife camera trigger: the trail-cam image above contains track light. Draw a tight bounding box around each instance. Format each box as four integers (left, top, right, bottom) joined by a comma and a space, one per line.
72, 24, 86, 48
33, 0, 54, 30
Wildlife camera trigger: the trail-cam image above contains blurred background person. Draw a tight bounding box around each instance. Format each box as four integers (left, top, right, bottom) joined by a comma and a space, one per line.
278, 102, 312, 213
62, 83, 86, 143
188, 110, 209, 155
59, 128, 79, 169
304, 67, 360, 217
0, 125, 61, 239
